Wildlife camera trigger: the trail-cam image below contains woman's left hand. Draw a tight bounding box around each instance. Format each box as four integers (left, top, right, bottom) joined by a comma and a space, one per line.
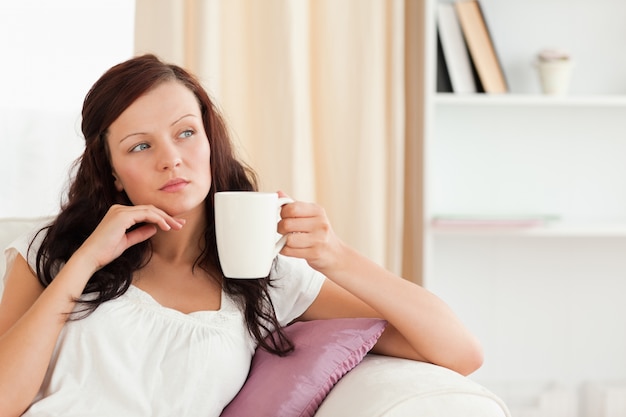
276, 192, 346, 272
278, 192, 484, 376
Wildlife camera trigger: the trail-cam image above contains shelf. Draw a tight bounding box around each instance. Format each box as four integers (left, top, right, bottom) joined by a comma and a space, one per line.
433, 93, 626, 107
423, 0, 626, 396
429, 221, 626, 237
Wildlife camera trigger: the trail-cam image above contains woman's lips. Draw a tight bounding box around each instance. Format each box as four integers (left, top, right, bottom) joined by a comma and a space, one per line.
160, 178, 189, 192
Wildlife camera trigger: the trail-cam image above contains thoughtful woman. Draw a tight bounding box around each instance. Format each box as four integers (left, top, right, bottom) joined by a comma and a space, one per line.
0, 54, 482, 416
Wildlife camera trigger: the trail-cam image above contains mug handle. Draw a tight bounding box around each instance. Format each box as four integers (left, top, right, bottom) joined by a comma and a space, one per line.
273, 197, 294, 257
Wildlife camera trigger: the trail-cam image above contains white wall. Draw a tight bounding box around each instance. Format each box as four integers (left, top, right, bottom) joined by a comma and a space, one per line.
0, 0, 135, 217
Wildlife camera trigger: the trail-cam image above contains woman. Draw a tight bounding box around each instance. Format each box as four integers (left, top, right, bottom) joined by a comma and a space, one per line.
0, 54, 482, 416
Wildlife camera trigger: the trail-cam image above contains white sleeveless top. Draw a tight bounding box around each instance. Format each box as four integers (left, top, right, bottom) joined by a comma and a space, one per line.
4, 228, 325, 417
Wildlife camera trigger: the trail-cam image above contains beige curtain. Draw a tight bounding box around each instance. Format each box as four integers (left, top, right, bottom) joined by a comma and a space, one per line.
135, 0, 423, 281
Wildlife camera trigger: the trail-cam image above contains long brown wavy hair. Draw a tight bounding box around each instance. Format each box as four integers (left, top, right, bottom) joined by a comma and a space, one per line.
34, 54, 293, 355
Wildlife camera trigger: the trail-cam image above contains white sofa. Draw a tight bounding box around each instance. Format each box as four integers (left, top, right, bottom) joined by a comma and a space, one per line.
0, 217, 510, 417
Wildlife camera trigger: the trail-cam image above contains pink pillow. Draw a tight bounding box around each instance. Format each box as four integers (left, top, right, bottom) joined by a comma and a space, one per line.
220, 318, 387, 417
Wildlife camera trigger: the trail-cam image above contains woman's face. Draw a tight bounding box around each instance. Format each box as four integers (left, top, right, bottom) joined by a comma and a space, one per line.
107, 81, 212, 218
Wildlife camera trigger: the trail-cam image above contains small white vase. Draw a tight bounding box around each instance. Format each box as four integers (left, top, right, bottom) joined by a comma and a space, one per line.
535, 59, 573, 95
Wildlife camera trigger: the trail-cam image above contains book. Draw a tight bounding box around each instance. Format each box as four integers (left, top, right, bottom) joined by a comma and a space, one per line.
436, 31, 453, 93
454, 0, 507, 94
437, 3, 477, 93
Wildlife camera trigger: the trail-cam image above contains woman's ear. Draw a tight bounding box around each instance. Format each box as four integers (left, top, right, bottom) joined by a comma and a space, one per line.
112, 171, 124, 192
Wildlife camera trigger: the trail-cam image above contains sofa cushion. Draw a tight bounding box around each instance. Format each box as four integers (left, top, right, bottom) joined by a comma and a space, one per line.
220, 317, 387, 417
315, 354, 511, 417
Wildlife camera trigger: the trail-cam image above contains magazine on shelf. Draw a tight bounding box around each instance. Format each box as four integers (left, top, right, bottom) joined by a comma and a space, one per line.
431, 214, 560, 228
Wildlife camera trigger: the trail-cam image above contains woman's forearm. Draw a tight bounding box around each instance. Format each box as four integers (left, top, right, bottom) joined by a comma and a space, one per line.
319, 243, 483, 375
0, 254, 96, 416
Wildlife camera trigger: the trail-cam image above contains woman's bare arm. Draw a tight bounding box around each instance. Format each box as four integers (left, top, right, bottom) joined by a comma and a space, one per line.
299, 250, 483, 376
0, 204, 184, 416
0, 253, 98, 416
279, 198, 483, 376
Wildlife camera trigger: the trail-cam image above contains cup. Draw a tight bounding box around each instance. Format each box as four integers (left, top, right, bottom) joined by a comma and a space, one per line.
214, 191, 293, 278
534, 50, 573, 95
536, 59, 573, 95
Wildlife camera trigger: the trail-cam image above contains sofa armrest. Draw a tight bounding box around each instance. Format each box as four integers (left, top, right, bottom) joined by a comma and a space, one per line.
315, 354, 510, 417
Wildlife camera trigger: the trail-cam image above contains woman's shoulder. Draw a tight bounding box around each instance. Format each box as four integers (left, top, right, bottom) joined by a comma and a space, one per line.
270, 255, 326, 286
267, 255, 325, 326
1, 217, 53, 299
272, 254, 311, 275
2, 217, 54, 273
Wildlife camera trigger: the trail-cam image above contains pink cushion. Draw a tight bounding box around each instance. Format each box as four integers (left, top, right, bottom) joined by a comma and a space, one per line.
220, 318, 387, 417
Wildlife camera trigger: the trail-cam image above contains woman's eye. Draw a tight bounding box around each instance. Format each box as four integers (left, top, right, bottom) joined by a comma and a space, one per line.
130, 143, 150, 152
179, 129, 194, 139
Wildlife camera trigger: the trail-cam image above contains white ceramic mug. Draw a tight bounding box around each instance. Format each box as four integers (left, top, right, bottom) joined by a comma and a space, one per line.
214, 191, 293, 278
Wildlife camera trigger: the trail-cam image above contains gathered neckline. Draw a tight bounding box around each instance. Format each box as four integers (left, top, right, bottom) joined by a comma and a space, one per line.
126, 284, 232, 317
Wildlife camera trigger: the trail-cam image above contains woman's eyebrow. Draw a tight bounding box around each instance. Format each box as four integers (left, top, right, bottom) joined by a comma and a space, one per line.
119, 131, 147, 144
171, 114, 198, 126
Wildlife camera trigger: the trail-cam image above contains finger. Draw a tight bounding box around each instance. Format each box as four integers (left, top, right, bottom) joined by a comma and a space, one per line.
130, 206, 185, 231
279, 245, 325, 265
159, 216, 185, 231
280, 201, 324, 221
125, 224, 158, 246
279, 215, 329, 235
283, 231, 315, 249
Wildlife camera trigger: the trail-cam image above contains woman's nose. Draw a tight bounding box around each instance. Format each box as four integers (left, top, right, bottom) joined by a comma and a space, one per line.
158, 143, 182, 171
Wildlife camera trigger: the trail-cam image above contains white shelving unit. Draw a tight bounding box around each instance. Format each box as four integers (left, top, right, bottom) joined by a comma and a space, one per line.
435, 94, 626, 108
422, 1, 626, 414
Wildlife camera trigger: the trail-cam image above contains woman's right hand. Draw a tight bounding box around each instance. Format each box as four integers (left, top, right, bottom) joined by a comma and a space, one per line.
74, 204, 185, 273
0, 204, 184, 417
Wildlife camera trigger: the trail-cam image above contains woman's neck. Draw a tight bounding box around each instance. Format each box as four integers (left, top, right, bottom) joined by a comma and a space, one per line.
149, 208, 207, 265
